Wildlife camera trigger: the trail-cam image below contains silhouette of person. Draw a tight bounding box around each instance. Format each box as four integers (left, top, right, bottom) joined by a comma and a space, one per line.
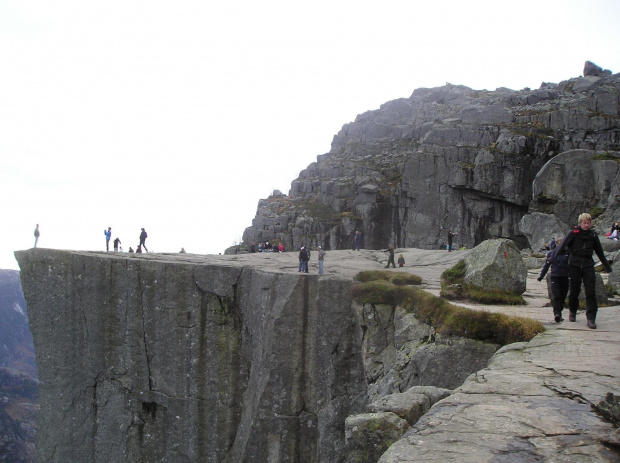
34, 224, 40, 248
113, 237, 121, 252
139, 228, 148, 252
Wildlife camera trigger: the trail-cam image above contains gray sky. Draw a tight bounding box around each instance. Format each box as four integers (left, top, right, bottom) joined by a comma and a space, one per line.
2, 0, 619, 270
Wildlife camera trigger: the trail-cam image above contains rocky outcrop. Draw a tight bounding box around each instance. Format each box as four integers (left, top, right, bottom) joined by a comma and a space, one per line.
16, 249, 368, 463
16, 249, 501, 463
356, 301, 499, 400
378, 323, 620, 462
241, 64, 620, 254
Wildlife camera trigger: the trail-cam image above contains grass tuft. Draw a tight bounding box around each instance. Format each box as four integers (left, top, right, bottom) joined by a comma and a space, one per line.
352, 271, 544, 345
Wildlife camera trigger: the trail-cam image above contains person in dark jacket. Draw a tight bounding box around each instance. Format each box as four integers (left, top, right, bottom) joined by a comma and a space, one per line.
385, 244, 396, 268
139, 228, 148, 252
549, 213, 612, 329
537, 238, 569, 323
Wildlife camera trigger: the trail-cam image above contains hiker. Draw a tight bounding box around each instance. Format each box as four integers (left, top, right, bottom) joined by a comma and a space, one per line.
354, 231, 362, 251
34, 224, 40, 248
398, 254, 405, 267
298, 246, 306, 272
447, 230, 456, 252
139, 228, 148, 252
128, 247, 134, 253
104, 227, 112, 251
318, 246, 325, 275
537, 238, 569, 323
113, 237, 121, 252
385, 244, 396, 268
549, 212, 612, 329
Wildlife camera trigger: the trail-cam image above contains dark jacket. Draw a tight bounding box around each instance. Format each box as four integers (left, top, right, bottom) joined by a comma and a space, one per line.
550, 226, 612, 272
538, 248, 569, 280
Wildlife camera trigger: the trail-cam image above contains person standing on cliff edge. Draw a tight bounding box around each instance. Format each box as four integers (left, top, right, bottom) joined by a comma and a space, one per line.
139, 228, 148, 252
104, 227, 112, 251
34, 224, 40, 248
549, 212, 612, 329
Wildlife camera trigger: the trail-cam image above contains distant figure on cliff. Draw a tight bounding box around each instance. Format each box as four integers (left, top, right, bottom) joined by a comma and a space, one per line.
354, 231, 362, 251
139, 228, 148, 252
385, 244, 396, 268
549, 212, 612, 329
250, 242, 256, 253
104, 227, 112, 251
180, 248, 186, 253
537, 238, 569, 323
34, 224, 40, 248
128, 247, 134, 253
447, 230, 456, 252
318, 246, 325, 275
113, 237, 121, 252
136, 245, 142, 253
398, 254, 405, 267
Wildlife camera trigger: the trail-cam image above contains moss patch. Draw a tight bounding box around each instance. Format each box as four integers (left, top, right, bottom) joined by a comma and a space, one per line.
352, 272, 544, 345
354, 270, 422, 286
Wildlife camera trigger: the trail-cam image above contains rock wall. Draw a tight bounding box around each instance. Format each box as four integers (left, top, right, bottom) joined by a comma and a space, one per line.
15, 249, 501, 463
15, 249, 368, 463
241, 68, 620, 253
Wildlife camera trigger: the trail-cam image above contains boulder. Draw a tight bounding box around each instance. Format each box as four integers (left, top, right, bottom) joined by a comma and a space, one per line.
530, 150, 620, 227
463, 239, 528, 294
344, 412, 409, 463
366, 386, 452, 425
518, 212, 567, 252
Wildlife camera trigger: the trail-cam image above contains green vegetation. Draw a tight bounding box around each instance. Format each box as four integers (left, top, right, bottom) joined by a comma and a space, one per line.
439, 260, 526, 305
351, 271, 544, 345
592, 152, 620, 162
590, 206, 605, 219
354, 270, 422, 286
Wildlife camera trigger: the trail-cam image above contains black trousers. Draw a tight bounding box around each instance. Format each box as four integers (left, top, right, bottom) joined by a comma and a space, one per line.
549, 276, 569, 316
568, 265, 598, 321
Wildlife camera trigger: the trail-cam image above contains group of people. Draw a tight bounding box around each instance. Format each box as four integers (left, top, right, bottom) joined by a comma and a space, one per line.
384, 244, 405, 268
104, 227, 149, 253
296, 245, 326, 274
537, 213, 612, 329
251, 242, 285, 253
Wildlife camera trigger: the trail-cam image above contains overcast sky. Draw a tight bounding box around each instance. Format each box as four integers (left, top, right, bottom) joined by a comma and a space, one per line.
2, 0, 619, 270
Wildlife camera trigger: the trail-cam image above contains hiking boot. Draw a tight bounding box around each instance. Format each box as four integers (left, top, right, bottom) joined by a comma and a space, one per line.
568, 313, 576, 322
587, 320, 597, 329
554, 314, 564, 323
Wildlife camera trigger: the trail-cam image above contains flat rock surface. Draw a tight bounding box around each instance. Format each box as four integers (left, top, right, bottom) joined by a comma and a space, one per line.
44, 248, 620, 461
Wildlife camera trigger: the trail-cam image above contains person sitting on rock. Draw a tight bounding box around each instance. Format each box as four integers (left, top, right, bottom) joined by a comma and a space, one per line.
549, 213, 612, 329
537, 238, 569, 323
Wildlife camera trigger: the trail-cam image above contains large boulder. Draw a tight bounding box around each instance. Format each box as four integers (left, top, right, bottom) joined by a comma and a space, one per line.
344, 412, 409, 463
518, 212, 567, 252
463, 239, 528, 294
366, 386, 452, 426
529, 150, 620, 227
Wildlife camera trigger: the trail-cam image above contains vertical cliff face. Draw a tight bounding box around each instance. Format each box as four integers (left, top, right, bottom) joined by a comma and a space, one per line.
15, 249, 367, 463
